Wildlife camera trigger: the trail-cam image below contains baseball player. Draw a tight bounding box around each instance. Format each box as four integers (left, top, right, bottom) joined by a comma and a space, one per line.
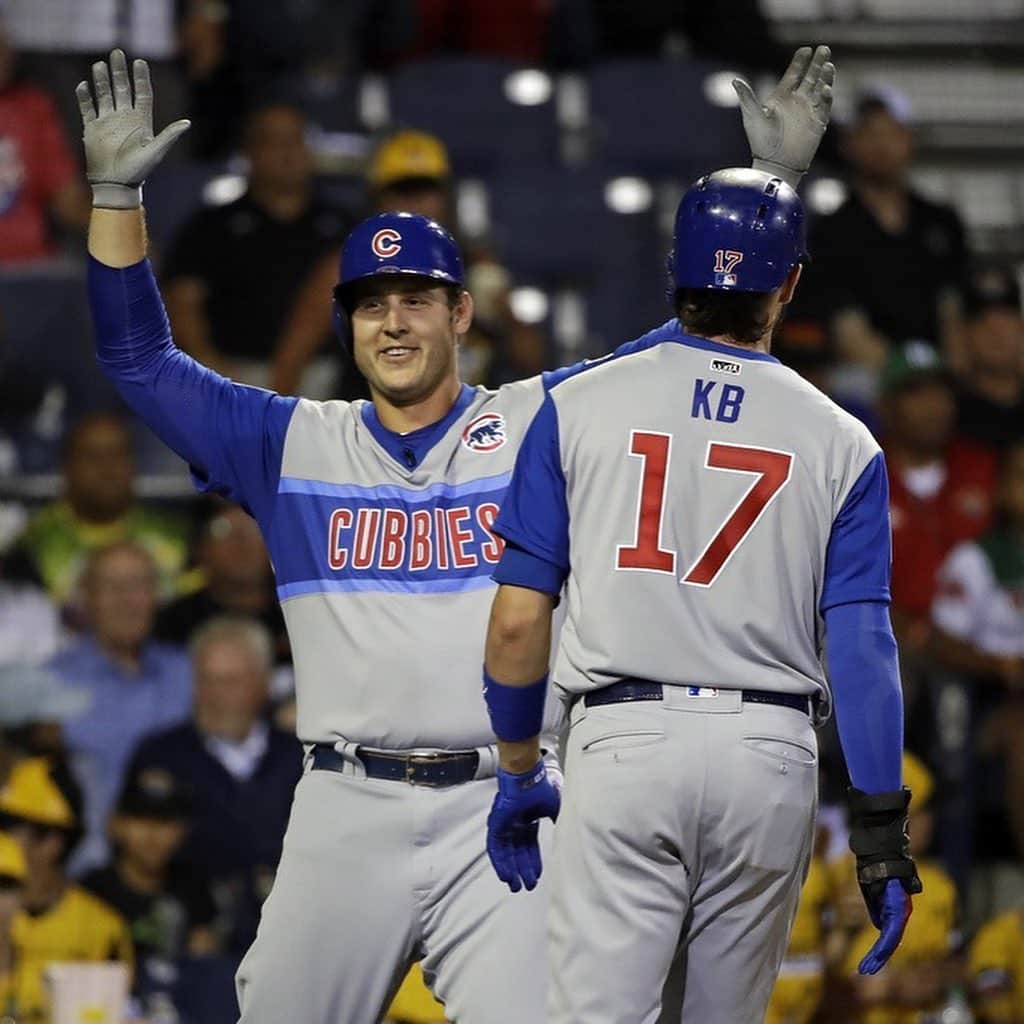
76, 46, 834, 1023
481, 167, 923, 1022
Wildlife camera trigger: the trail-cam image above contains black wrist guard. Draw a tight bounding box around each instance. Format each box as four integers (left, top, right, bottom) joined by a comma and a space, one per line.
847, 787, 923, 897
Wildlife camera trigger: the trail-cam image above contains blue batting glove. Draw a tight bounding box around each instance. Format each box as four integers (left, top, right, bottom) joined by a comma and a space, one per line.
858, 878, 913, 975
487, 761, 561, 893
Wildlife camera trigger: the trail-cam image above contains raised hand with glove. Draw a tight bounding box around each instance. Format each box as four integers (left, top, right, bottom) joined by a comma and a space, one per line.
733, 44, 835, 190
78, 49, 190, 210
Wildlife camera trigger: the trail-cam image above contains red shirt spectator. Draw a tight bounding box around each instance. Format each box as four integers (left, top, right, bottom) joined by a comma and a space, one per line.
888, 438, 996, 619
881, 342, 997, 646
0, 80, 79, 263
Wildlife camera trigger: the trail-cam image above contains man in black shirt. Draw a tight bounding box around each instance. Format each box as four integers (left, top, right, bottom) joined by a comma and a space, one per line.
82, 766, 218, 968
956, 265, 1024, 452
802, 88, 968, 377
161, 101, 351, 395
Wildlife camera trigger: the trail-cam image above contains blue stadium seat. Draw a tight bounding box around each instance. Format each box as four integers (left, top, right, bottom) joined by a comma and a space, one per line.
291, 69, 362, 134
488, 167, 672, 359
587, 59, 749, 179
489, 167, 666, 287
386, 58, 561, 176
583, 271, 674, 358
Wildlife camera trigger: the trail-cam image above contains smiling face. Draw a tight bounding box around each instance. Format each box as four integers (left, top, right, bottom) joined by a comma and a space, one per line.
349, 276, 473, 409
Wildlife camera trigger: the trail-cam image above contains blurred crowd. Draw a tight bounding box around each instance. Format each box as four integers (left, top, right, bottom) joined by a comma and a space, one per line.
0, 2, 1022, 1023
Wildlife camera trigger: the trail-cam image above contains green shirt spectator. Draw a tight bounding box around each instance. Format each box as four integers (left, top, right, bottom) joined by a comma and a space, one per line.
12, 412, 187, 606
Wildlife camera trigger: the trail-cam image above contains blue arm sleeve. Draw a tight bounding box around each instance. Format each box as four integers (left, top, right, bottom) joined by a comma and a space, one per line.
824, 601, 903, 793
492, 392, 570, 595
820, 451, 892, 612
88, 257, 298, 525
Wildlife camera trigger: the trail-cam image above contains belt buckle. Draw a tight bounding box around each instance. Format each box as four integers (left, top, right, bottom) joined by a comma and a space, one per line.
405, 751, 449, 787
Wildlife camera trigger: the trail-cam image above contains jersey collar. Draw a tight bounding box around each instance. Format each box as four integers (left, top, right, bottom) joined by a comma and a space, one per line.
360, 383, 477, 470
667, 320, 781, 364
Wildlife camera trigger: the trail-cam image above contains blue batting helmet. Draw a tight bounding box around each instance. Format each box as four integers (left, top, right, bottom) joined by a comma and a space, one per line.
670, 168, 808, 294
334, 211, 465, 312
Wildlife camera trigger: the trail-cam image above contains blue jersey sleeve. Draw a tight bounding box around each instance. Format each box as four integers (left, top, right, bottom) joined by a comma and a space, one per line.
88, 257, 297, 526
820, 451, 892, 613
492, 392, 570, 595
824, 600, 903, 793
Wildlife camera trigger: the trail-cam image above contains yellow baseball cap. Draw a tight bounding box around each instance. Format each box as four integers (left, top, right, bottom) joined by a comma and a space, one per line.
368, 131, 450, 189
0, 758, 75, 829
0, 832, 26, 882
902, 751, 934, 810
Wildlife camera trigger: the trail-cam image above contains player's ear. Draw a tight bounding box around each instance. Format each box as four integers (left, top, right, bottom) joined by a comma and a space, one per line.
779, 264, 803, 305
451, 288, 474, 336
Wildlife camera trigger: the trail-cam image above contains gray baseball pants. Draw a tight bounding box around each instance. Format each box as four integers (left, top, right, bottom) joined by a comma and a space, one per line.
549, 687, 818, 1024
236, 746, 551, 1023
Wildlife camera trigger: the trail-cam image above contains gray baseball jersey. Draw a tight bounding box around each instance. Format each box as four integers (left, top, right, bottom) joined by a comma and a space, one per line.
269, 380, 566, 748
495, 319, 885, 701
491, 318, 892, 1024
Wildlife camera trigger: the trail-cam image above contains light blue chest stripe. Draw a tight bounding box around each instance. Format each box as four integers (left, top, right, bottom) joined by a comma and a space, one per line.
277, 575, 497, 601
277, 471, 511, 503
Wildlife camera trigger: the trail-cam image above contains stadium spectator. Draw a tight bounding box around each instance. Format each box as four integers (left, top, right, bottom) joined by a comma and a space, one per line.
0, 757, 133, 1019
881, 342, 996, 656
0, 831, 24, 1010
969, 905, 1024, 1023
956, 265, 1024, 453
154, 500, 288, 666
0, 555, 62, 666
49, 542, 192, 873
11, 412, 188, 607
806, 88, 968, 382
161, 101, 351, 393
271, 129, 546, 396
128, 618, 302, 952
82, 766, 218, 978
0, 19, 90, 264
931, 440, 1024, 862
843, 753, 958, 1022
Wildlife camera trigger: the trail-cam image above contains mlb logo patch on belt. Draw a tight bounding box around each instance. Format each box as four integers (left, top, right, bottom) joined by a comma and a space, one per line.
686, 686, 719, 698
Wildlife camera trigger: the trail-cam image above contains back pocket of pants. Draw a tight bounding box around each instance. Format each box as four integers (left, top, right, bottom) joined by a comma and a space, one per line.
581, 730, 665, 758
741, 735, 817, 768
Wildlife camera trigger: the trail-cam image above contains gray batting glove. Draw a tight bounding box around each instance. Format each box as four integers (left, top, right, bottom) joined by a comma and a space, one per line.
77, 49, 190, 210
733, 45, 835, 191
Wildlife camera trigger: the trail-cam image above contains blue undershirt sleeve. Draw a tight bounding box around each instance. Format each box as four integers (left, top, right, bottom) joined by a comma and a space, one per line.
87, 257, 297, 525
824, 601, 903, 794
492, 392, 570, 595
820, 451, 902, 793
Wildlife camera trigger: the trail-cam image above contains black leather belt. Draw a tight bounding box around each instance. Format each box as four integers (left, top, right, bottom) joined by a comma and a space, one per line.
310, 744, 480, 786
584, 679, 813, 715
